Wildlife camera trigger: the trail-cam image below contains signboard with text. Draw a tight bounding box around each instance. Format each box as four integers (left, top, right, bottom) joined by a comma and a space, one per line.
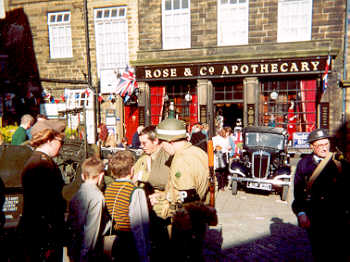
292, 132, 310, 148
136, 56, 330, 81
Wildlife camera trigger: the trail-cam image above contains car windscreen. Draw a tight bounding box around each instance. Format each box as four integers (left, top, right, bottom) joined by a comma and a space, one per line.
245, 132, 284, 150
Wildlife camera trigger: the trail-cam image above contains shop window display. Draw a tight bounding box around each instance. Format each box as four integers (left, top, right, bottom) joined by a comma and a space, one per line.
150, 83, 197, 126
260, 79, 317, 141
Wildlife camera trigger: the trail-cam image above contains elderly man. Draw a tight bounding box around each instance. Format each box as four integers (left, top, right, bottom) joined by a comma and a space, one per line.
292, 128, 350, 262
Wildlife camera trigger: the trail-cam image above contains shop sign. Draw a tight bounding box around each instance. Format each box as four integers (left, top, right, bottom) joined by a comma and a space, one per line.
136, 56, 329, 81
292, 132, 310, 148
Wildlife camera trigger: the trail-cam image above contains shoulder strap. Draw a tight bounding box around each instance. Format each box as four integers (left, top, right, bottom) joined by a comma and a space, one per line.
109, 184, 126, 235
307, 152, 333, 191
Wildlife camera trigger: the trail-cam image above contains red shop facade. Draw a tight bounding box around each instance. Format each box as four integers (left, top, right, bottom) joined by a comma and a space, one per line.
135, 56, 331, 143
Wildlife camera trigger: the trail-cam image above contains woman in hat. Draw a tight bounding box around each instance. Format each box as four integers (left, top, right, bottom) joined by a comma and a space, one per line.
21, 120, 66, 262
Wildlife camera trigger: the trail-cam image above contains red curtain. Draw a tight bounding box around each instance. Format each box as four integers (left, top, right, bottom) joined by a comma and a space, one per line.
300, 80, 316, 132
150, 86, 165, 125
124, 105, 139, 144
189, 93, 198, 126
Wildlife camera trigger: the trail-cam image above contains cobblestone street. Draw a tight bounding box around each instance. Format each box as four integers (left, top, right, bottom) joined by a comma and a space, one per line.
204, 161, 313, 262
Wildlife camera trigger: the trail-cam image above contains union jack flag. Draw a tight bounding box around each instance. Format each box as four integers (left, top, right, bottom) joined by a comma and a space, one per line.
322, 55, 331, 93
115, 66, 138, 98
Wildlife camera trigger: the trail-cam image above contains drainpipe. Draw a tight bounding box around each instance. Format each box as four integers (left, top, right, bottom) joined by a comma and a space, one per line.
343, 0, 349, 123
83, 0, 99, 150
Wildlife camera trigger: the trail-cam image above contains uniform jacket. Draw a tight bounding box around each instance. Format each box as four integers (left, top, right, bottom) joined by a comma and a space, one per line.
292, 153, 349, 224
167, 142, 209, 203
133, 148, 171, 191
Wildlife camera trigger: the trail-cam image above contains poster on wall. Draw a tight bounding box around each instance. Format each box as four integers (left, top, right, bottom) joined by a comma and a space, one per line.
100, 69, 118, 94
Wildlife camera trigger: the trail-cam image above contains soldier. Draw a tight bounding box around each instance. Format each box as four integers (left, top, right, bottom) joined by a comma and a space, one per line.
149, 118, 214, 261
292, 128, 350, 262
133, 125, 171, 262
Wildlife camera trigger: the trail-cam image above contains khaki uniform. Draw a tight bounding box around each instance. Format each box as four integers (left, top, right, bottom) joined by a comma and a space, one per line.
133, 148, 171, 218
133, 148, 170, 190
158, 142, 209, 219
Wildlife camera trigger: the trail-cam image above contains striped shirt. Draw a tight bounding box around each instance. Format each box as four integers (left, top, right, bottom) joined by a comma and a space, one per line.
104, 180, 136, 231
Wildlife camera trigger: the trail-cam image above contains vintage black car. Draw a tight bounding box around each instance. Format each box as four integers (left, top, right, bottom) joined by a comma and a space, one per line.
228, 126, 291, 201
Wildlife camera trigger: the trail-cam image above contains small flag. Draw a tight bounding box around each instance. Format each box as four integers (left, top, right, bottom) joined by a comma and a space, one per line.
115, 66, 138, 99
322, 55, 331, 93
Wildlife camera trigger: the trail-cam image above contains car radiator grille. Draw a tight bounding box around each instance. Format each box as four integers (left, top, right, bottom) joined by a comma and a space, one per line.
252, 151, 270, 179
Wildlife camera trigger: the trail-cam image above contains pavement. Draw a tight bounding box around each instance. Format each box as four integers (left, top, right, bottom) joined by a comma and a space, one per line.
203, 160, 313, 262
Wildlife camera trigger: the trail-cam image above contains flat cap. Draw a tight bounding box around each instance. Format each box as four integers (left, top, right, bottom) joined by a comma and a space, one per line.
31, 119, 66, 137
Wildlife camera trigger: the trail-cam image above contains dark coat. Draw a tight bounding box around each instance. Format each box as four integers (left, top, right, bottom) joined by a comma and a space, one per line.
292, 153, 350, 261
190, 131, 207, 152
21, 151, 66, 259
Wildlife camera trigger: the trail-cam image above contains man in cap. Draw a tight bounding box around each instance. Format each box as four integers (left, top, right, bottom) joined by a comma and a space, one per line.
149, 118, 213, 261
149, 119, 209, 213
292, 128, 350, 261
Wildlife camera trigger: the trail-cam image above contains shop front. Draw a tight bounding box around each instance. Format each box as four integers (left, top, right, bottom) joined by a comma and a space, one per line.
135, 56, 330, 143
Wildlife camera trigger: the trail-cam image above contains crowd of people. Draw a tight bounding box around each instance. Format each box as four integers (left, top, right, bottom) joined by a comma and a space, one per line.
1, 113, 350, 262
4, 116, 218, 262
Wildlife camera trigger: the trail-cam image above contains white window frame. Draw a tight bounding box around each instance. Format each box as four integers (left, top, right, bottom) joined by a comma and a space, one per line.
277, 0, 313, 43
94, 6, 128, 77
217, 0, 249, 46
64, 89, 95, 143
47, 11, 73, 59
162, 0, 191, 50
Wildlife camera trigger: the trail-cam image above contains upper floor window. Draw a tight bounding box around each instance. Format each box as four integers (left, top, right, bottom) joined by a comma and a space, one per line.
218, 0, 248, 46
162, 0, 191, 50
94, 6, 128, 76
278, 0, 313, 42
48, 11, 73, 59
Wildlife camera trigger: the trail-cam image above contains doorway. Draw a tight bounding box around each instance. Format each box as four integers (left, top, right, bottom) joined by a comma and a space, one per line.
215, 103, 243, 130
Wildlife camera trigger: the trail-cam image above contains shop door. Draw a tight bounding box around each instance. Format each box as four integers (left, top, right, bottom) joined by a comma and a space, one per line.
215, 103, 243, 130
124, 105, 139, 145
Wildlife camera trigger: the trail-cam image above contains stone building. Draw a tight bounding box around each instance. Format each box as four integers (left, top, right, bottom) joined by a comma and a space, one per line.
1, 0, 139, 144
134, 0, 347, 148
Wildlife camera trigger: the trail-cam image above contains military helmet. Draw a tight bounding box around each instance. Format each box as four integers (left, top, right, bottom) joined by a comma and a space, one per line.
307, 128, 330, 144
156, 118, 187, 142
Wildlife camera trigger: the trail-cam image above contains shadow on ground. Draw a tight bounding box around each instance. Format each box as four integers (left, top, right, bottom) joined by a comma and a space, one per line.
204, 217, 313, 262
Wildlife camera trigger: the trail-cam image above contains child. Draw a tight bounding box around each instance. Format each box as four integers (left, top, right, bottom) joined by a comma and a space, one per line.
67, 156, 109, 262
105, 150, 150, 262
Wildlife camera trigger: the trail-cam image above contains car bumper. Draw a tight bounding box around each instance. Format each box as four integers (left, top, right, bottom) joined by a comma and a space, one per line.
229, 176, 291, 187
